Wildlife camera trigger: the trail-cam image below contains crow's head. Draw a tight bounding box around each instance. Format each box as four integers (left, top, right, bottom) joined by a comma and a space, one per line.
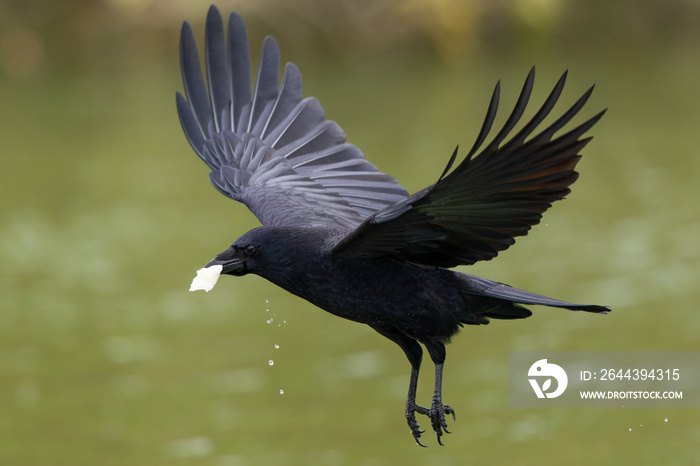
189, 226, 334, 292
206, 227, 276, 277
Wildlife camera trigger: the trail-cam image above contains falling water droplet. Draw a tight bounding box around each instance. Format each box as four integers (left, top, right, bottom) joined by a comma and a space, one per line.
268, 360, 274, 366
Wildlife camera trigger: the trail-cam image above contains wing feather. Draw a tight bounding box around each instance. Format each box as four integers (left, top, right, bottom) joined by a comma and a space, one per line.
179, 22, 210, 157
177, 6, 408, 229
204, 8, 230, 133
226, 13, 251, 132
333, 68, 605, 267
260, 64, 303, 139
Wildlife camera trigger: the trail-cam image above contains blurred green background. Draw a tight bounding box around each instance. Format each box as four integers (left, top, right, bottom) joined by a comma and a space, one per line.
1, 0, 699, 464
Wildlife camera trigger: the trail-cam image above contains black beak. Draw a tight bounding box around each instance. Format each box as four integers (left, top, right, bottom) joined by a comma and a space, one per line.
205, 249, 246, 275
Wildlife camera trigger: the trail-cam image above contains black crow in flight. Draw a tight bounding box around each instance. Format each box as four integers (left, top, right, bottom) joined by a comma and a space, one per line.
178, 5, 609, 446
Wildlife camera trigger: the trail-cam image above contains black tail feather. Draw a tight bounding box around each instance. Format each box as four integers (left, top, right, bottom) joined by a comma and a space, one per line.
457, 272, 610, 325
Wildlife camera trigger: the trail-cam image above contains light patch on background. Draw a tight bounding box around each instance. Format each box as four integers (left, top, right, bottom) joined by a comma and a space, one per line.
0, 27, 44, 78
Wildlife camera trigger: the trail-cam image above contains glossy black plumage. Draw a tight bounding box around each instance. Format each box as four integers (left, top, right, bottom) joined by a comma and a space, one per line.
177, 6, 609, 446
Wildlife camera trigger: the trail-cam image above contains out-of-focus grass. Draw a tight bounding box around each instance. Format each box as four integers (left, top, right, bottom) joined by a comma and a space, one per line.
1, 5, 700, 465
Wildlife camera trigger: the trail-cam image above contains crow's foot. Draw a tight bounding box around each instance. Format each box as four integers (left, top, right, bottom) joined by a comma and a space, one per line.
406, 400, 456, 446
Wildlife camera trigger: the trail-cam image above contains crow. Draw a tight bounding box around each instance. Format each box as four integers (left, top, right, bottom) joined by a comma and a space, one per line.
177, 6, 609, 446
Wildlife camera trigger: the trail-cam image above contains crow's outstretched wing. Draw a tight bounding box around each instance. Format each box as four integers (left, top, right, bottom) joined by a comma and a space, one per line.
333, 69, 605, 267
177, 6, 408, 229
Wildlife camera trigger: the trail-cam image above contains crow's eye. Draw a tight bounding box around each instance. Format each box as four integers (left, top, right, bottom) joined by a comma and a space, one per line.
244, 245, 257, 255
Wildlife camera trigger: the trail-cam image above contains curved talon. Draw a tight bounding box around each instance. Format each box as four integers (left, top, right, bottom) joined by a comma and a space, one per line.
410, 426, 426, 447
445, 405, 456, 422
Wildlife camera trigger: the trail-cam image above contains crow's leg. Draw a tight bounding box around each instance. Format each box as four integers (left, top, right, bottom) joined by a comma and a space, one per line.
405, 364, 431, 446
371, 326, 429, 446
428, 362, 456, 445
423, 340, 456, 446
